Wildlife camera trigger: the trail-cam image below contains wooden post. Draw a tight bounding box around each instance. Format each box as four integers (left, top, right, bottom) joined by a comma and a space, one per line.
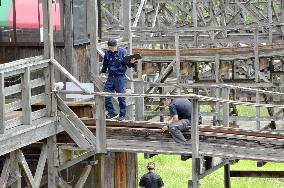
43, 0, 54, 59
95, 96, 106, 153
22, 67, 31, 125
88, 0, 99, 81
115, 152, 127, 188
224, 164, 231, 188
64, 0, 76, 77
214, 54, 221, 126
134, 81, 144, 121
175, 34, 181, 94
190, 98, 200, 188
281, 0, 284, 38
267, 0, 272, 43
95, 154, 106, 188
0, 72, 5, 134
47, 136, 58, 188
192, 0, 198, 46
254, 28, 260, 129
223, 88, 230, 127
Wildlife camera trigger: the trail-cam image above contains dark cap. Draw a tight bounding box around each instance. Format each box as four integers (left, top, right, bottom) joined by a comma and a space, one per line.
107, 39, 117, 47
147, 162, 155, 169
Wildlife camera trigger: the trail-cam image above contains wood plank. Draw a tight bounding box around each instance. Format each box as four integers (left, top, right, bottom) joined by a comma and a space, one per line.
75, 165, 92, 188
95, 96, 106, 153
0, 72, 4, 133
0, 158, 11, 188
6, 108, 47, 130
17, 150, 34, 187
33, 144, 47, 188
57, 151, 95, 171
22, 67, 31, 125
57, 96, 96, 147
9, 151, 21, 188
0, 117, 62, 156
47, 136, 58, 188
5, 77, 45, 97
115, 152, 127, 188
58, 111, 92, 149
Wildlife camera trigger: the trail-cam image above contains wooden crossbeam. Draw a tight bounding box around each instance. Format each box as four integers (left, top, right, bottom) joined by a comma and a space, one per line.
0, 158, 11, 188
17, 150, 34, 187
33, 144, 47, 188
57, 96, 96, 148
75, 165, 92, 188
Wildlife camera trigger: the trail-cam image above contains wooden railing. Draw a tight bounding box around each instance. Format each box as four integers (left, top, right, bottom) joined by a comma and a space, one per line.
0, 56, 50, 133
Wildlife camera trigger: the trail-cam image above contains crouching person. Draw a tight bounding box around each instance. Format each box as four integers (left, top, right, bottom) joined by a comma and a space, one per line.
161, 97, 202, 160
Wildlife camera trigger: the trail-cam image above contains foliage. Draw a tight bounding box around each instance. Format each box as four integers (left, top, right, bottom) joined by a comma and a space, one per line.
138, 154, 284, 188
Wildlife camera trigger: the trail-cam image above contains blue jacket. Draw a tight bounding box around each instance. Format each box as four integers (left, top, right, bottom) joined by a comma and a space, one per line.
100, 47, 135, 76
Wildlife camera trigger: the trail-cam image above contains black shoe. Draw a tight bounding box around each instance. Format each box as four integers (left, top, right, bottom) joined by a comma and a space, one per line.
181, 154, 191, 161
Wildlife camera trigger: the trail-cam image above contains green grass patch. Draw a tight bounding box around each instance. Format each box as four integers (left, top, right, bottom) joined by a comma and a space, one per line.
200, 105, 269, 117
138, 154, 284, 188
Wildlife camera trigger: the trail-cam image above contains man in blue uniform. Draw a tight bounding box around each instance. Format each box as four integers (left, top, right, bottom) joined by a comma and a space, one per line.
139, 162, 164, 188
100, 39, 135, 121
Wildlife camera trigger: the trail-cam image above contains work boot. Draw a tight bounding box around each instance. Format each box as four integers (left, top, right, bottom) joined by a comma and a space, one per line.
181, 154, 191, 161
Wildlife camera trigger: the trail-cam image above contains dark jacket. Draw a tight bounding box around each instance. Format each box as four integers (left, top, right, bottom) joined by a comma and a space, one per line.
100, 47, 135, 76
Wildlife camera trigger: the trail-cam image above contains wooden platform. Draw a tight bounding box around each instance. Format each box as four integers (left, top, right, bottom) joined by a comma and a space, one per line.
0, 117, 63, 156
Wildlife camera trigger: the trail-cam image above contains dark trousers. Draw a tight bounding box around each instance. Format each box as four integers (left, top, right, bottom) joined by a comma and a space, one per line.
169, 119, 191, 145
103, 75, 126, 117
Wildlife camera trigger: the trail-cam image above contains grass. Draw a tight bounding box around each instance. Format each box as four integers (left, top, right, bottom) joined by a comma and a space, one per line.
200, 105, 269, 117
138, 154, 284, 188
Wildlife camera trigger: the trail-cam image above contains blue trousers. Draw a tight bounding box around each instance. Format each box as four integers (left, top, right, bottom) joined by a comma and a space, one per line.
103, 75, 126, 117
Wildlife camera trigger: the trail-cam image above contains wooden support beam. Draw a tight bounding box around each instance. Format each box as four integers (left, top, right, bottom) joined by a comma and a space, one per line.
222, 88, 230, 127
10, 151, 21, 188
34, 144, 47, 188
133, 0, 147, 27
224, 164, 231, 188
43, 0, 54, 59
22, 67, 32, 125
57, 151, 95, 171
17, 150, 34, 187
190, 98, 200, 188
230, 171, 284, 178
47, 136, 58, 188
134, 81, 144, 121
0, 72, 5, 134
57, 95, 96, 147
0, 158, 11, 188
88, 0, 99, 81
115, 152, 128, 188
95, 154, 106, 188
254, 28, 260, 129
75, 165, 92, 188
64, 0, 75, 77
95, 96, 106, 153
59, 111, 93, 149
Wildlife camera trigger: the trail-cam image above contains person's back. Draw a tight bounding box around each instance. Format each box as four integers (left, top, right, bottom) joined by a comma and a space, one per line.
139, 162, 164, 188
139, 172, 164, 188
170, 98, 192, 120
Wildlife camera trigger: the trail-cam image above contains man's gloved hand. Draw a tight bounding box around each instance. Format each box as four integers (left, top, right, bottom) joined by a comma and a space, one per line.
161, 125, 169, 132
130, 58, 136, 64
99, 73, 107, 82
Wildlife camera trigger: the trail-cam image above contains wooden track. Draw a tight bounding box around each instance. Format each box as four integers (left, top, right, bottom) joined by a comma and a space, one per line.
79, 119, 284, 162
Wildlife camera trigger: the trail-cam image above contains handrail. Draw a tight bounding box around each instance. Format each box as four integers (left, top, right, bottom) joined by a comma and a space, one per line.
58, 90, 284, 109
